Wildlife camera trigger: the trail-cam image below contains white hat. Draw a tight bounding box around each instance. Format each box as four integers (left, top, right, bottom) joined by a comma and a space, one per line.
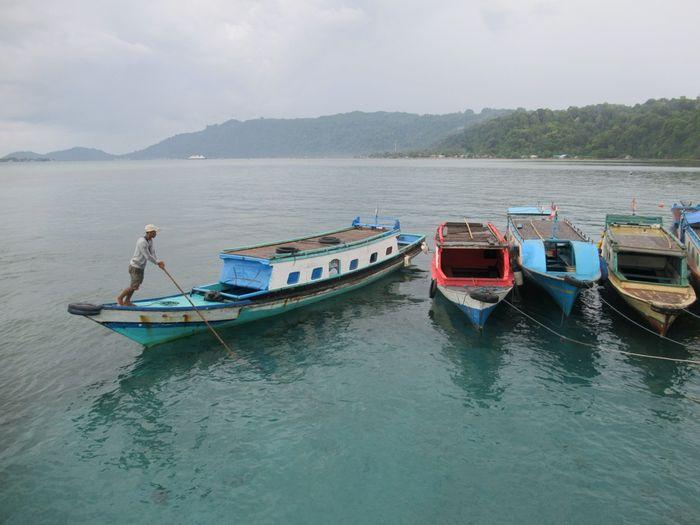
144, 224, 160, 233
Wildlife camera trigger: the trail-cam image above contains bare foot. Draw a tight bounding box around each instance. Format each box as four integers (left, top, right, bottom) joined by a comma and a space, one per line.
124, 301, 136, 306
117, 297, 124, 305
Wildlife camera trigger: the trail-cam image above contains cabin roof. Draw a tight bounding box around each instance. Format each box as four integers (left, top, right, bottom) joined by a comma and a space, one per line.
608, 224, 684, 254
507, 206, 549, 216
437, 222, 507, 247
511, 217, 588, 242
685, 211, 700, 225
221, 226, 389, 259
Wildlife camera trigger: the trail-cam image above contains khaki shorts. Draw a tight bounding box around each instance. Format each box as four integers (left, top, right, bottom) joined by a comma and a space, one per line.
129, 265, 144, 288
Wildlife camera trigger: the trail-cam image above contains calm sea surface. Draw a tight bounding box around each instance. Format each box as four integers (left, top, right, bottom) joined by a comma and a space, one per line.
1, 159, 700, 524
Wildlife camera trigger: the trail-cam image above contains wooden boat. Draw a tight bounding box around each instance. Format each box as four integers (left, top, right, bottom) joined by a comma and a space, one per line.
69, 217, 425, 347
676, 209, 700, 289
600, 214, 696, 335
506, 206, 601, 315
429, 221, 513, 329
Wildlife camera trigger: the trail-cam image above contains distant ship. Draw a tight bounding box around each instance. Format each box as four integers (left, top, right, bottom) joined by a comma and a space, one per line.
187, 154, 206, 160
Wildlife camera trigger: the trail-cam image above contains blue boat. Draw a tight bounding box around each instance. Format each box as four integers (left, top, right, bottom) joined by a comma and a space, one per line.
671, 201, 699, 237
69, 217, 425, 347
506, 206, 601, 315
675, 208, 700, 290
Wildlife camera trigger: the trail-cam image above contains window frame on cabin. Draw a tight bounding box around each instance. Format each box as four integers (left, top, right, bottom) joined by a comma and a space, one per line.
311, 267, 323, 280
370, 252, 378, 263
385, 246, 393, 256
349, 258, 359, 270
287, 271, 300, 284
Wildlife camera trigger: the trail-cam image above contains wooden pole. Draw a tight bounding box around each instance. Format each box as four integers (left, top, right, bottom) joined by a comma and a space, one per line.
464, 218, 473, 240
160, 267, 235, 356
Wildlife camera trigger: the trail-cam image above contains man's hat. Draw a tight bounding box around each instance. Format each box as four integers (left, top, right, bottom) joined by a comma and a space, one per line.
144, 224, 160, 233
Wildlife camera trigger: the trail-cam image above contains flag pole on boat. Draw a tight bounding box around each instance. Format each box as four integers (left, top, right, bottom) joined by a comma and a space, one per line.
160, 267, 235, 356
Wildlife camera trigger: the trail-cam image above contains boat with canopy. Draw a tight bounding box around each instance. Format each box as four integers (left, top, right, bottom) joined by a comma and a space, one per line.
429, 220, 513, 329
69, 217, 425, 347
506, 206, 600, 315
600, 214, 696, 335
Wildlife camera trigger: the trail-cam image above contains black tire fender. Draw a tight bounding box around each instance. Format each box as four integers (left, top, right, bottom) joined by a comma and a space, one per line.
319, 236, 341, 245
563, 275, 594, 289
429, 279, 437, 298
469, 291, 499, 303
276, 246, 300, 255
68, 303, 103, 316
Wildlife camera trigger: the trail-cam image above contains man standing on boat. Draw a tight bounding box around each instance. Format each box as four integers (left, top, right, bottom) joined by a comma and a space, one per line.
116, 224, 165, 306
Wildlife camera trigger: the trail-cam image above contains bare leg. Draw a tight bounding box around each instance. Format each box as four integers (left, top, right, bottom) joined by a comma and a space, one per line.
117, 285, 138, 306
124, 285, 139, 306
116, 288, 130, 305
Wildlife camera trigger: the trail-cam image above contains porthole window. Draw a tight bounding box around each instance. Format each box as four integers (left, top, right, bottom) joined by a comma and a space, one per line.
385, 246, 393, 256
287, 271, 300, 284
311, 267, 323, 280
349, 259, 359, 270
329, 259, 341, 276
370, 252, 378, 263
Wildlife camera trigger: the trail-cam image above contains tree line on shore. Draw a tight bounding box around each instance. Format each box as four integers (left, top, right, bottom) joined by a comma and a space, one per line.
431, 97, 700, 160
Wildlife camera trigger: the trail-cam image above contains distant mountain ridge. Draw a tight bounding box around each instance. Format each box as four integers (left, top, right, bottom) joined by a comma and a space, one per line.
126, 109, 508, 159
1, 147, 115, 162
436, 97, 700, 159
6, 99, 697, 161
1, 109, 509, 161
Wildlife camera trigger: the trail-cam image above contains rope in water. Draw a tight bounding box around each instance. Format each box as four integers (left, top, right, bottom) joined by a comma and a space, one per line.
503, 299, 700, 365
596, 295, 692, 349
683, 308, 700, 320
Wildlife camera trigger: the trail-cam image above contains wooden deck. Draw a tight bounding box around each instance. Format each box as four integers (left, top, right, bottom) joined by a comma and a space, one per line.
609, 225, 683, 254
439, 222, 504, 246
510, 217, 586, 241
222, 226, 386, 259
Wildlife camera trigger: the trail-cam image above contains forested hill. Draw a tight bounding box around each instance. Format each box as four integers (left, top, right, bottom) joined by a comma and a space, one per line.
438, 98, 700, 159
126, 109, 509, 159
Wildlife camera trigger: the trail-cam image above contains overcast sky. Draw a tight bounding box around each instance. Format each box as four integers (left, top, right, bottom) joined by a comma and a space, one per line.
1, 0, 698, 155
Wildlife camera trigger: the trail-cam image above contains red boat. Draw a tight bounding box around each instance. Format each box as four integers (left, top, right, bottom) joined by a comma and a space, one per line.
430, 221, 514, 329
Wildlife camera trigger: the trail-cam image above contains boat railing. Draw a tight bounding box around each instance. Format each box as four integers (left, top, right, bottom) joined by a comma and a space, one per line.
352, 216, 400, 231
605, 214, 663, 228
563, 218, 592, 242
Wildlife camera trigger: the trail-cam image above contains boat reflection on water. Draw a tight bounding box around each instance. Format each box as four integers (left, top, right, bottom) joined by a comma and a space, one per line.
428, 293, 512, 405
74, 269, 426, 460
597, 285, 699, 401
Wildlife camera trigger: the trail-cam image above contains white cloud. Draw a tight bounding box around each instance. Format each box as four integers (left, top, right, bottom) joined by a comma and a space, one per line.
0, 0, 698, 154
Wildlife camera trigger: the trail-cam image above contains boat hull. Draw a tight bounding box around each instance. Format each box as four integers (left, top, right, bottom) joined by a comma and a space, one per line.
606, 271, 693, 336
437, 285, 511, 329
523, 268, 583, 316
89, 242, 424, 347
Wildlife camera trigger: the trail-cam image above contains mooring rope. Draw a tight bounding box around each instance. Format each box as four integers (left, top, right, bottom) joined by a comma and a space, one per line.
503, 299, 700, 365
597, 296, 692, 348
683, 308, 700, 320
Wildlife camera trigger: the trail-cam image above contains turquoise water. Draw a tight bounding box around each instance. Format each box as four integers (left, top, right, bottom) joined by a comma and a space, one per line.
1, 159, 700, 523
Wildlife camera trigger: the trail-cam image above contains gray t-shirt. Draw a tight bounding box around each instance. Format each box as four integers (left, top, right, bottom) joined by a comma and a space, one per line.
129, 237, 157, 269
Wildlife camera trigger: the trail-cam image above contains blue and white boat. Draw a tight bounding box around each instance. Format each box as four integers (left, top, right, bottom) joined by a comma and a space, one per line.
69, 217, 425, 347
506, 206, 601, 315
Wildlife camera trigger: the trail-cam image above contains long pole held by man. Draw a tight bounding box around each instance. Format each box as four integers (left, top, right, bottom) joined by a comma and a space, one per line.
117, 224, 165, 306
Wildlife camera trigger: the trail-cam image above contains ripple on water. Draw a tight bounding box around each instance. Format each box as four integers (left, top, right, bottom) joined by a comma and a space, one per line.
1, 159, 700, 523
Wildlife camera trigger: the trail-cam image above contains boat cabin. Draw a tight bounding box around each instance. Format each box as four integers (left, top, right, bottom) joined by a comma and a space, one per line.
507, 208, 593, 272
435, 222, 510, 282
196, 217, 417, 300
605, 215, 689, 286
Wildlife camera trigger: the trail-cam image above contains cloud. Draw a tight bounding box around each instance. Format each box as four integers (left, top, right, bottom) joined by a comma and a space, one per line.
1, 0, 699, 154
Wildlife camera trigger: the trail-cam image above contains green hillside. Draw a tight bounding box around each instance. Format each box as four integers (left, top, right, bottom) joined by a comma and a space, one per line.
127, 109, 509, 159
438, 97, 700, 159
